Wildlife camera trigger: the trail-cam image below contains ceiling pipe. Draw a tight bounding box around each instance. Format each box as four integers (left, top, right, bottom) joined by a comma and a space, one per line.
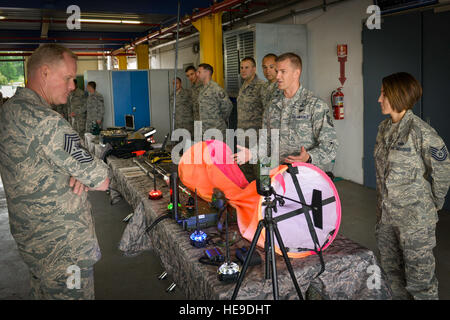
0, 52, 134, 57
0, 18, 160, 27
111, 0, 248, 55
0, 36, 132, 41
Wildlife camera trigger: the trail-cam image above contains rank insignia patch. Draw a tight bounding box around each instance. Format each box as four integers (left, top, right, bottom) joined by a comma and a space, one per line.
64, 134, 93, 163
430, 146, 448, 162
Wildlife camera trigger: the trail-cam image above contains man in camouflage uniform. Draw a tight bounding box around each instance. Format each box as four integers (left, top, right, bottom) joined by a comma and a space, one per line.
185, 65, 203, 121
85, 81, 105, 134
171, 77, 194, 137
237, 57, 265, 131
236, 57, 265, 181
68, 79, 87, 138
0, 44, 110, 300
235, 52, 338, 172
374, 72, 450, 300
196, 63, 233, 140
261, 53, 279, 109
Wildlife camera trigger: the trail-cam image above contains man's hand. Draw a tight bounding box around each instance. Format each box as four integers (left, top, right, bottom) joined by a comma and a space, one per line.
284, 146, 310, 164
69, 177, 89, 196
69, 177, 110, 195
233, 145, 252, 165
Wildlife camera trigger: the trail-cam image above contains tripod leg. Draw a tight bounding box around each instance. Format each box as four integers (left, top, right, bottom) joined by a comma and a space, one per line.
273, 224, 304, 300
266, 222, 279, 300
231, 220, 264, 300
264, 222, 271, 280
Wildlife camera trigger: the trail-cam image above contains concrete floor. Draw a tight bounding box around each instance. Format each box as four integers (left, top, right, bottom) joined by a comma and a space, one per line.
0, 178, 449, 300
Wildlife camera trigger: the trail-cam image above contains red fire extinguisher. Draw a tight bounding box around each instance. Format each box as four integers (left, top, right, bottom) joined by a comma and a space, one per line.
331, 87, 344, 120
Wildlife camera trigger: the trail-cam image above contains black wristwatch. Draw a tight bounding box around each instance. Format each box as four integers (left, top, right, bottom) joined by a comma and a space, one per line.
307, 155, 312, 164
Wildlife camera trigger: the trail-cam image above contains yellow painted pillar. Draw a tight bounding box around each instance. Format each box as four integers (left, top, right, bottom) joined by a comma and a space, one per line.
135, 44, 149, 69
192, 12, 224, 88
117, 55, 128, 70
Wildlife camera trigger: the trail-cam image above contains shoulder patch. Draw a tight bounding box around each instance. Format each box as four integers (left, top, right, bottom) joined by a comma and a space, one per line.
64, 134, 94, 163
430, 146, 448, 162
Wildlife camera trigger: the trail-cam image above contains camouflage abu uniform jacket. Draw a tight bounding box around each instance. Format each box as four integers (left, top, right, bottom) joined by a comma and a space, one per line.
262, 81, 278, 110
68, 87, 87, 135
374, 110, 450, 227
52, 103, 69, 121
237, 75, 265, 131
85, 91, 105, 132
198, 80, 233, 137
191, 81, 203, 122
256, 85, 338, 170
171, 87, 194, 136
0, 87, 109, 276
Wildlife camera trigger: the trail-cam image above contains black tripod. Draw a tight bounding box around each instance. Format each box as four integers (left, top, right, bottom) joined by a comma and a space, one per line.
231, 184, 304, 300
231, 164, 330, 300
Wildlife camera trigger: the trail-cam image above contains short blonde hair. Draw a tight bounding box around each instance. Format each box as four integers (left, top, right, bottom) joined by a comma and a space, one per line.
382, 72, 422, 112
276, 52, 302, 71
27, 44, 77, 78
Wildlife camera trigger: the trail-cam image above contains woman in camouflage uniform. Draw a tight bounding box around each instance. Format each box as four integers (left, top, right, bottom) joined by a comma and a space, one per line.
374, 72, 450, 300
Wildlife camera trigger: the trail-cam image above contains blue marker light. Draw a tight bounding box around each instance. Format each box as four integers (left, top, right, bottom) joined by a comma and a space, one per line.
190, 230, 207, 248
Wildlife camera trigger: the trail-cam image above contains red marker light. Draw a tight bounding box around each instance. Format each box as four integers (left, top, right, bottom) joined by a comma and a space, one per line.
149, 190, 163, 200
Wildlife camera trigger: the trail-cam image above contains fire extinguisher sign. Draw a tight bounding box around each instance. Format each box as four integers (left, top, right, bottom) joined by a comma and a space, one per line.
337, 44, 347, 58
337, 44, 347, 86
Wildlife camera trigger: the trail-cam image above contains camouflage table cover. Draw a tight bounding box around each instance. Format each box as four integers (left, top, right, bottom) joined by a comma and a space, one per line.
107, 157, 392, 300
84, 132, 98, 154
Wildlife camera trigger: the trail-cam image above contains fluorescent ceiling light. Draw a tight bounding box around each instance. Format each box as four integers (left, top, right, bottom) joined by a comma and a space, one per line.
78, 18, 142, 24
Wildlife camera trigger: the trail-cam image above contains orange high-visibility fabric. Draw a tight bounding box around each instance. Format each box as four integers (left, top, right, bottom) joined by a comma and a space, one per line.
178, 141, 313, 258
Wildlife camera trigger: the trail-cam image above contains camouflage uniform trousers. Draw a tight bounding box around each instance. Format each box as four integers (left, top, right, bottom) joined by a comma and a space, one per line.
29, 264, 95, 300
375, 222, 438, 300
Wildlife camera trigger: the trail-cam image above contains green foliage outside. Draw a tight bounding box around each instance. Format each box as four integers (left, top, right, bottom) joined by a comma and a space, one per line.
0, 56, 25, 85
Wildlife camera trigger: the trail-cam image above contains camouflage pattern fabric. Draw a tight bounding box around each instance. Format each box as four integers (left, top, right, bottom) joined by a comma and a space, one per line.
118, 201, 152, 257
237, 75, 265, 131
30, 266, 94, 300
256, 86, 338, 171
85, 91, 105, 133
53, 103, 69, 121
375, 223, 438, 300
261, 81, 278, 110
374, 109, 450, 227
197, 80, 233, 139
374, 110, 450, 300
191, 81, 203, 122
171, 87, 194, 137
0, 87, 109, 299
68, 88, 87, 138
108, 157, 392, 300
236, 75, 265, 182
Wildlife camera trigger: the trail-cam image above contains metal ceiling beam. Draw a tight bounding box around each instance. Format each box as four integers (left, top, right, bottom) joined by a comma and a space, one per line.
111, 0, 248, 55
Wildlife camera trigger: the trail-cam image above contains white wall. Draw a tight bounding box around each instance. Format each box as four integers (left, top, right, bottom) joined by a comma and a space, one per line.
150, 36, 200, 70
265, 0, 371, 184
